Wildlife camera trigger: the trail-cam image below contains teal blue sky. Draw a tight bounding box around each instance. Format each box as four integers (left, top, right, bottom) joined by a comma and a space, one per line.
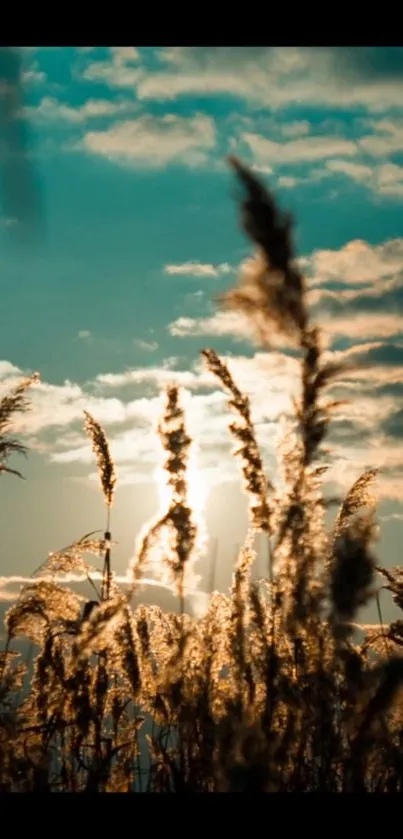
1, 46, 403, 618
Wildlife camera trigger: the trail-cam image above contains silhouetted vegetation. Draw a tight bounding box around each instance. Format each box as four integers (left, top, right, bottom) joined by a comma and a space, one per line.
1, 160, 403, 792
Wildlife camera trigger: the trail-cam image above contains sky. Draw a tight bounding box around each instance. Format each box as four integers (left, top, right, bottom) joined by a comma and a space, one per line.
1, 46, 403, 620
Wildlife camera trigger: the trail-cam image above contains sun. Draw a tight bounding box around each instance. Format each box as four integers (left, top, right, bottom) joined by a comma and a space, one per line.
130, 428, 209, 591
155, 444, 208, 546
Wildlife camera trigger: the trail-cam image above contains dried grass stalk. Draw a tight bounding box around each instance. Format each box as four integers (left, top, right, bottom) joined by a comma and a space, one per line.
83, 411, 117, 508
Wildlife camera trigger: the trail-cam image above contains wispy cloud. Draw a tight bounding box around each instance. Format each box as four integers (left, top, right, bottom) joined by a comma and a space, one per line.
277, 176, 299, 189
164, 261, 232, 278
305, 238, 403, 287
168, 311, 256, 343
80, 113, 216, 168
82, 45, 141, 87
323, 313, 403, 341
242, 132, 358, 165
169, 238, 403, 346
358, 118, 403, 157
281, 120, 311, 138
133, 339, 159, 352
379, 512, 403, 522
87, 47, 403, 113
326, 159, 403, 197
0, 360, 21, 379
0, 573, 209, 616
27, 95, 137, 124
22, 61, 47, 86
110, 47, 140, 64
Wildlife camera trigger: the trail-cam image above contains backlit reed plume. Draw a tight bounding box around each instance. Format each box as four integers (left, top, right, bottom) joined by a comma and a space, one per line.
334, 468, 378, 537
220, 155, 307, 347
219, 159, 346, 480
330, 512, 377, 639
202, 348, 272, 535
84, 411, 116, 601
221, 160, 345, 625
0, 371, 39, 477
327, 469, 379, 644
34, 532, 107, 577
84, 411, 116, 512
5, 580, 84, 646
229, 533, 256, 709
33, 531, 110, 604
131, 385, 198, 608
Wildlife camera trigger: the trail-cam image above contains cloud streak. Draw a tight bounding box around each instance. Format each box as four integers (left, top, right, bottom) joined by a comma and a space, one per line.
81, 47, 403, 113
26, 96, 138, 124
0, 573, 209, 616
164, 262, 232, 278
80, 113, 216, 168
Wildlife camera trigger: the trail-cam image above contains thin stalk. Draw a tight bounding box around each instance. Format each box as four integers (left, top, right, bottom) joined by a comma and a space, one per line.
101, 506, 112, 602
208, 538, 219, 595
375, 588, 390, 660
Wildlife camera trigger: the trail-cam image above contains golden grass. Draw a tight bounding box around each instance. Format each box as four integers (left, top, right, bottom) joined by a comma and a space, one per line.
1, 160, 403, 792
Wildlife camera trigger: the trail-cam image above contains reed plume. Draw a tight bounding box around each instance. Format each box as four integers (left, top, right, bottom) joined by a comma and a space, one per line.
83, 411, 116, 511
202, 349, 272, 535
0, 372, 39, 477
221, 156, 307, 347
132, 385, 198, 607
334, 468, 378, 537
84, 411, 117, 601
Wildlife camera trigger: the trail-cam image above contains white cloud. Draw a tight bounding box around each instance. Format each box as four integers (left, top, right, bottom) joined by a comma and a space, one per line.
81, 113, 216, 168
81, 46, 141, 87
95, 366, 210, 391
326, 159, 403, 198
133, 339, 159, 352
358, 119, 403, 157
305, 238, 403, 286
309, 254, 403, 339
119, 47, 403, 113
251, 164, 273, 175
380, 512, 403, 522
22, 63, 46, 85
28, 96, 137, 124
277, 176, 299, 189
377, 163, 403, 196
0, 360, 21, 380
242, 132, 358, 165
168, 311, 257, 343
110, 47, 140, 64
77, 330, 92, 340
326, 159, 373, 182
377, 182, 403, 198
164, 261, 232, 278
169, 237, 403, 369
73, 49, 403, 190
323, 313, 403, 341
281, 120, 311, 138
83, 61, 142, 87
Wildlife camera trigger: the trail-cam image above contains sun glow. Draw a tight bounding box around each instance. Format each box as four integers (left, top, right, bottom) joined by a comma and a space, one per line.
156, 444, 208, 536
151, 437, 208, 587
130, 389, 208, 593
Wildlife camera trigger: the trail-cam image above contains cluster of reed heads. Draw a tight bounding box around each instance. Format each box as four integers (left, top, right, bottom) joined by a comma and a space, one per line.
1, 158, 403, 792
